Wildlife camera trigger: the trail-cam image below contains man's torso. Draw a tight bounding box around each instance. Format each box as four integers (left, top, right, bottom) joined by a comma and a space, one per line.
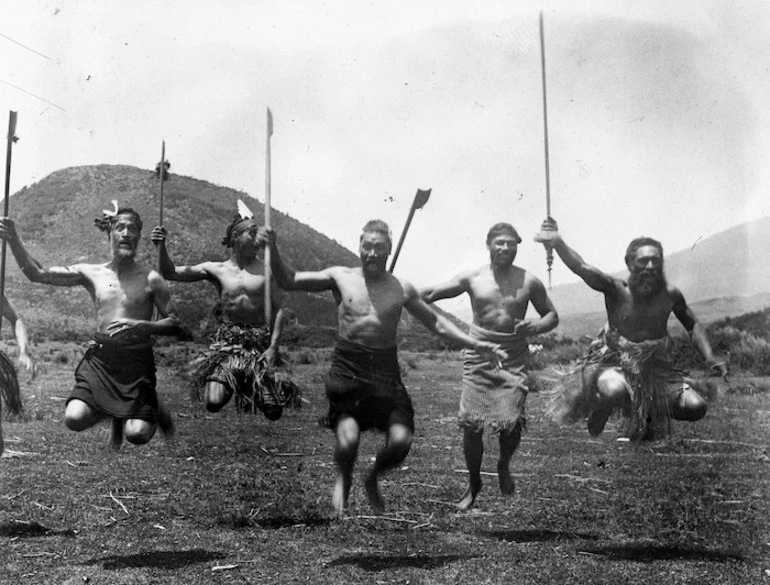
208, 260, 271, 326
468, 265, 531, 332
605, 282, 674, 342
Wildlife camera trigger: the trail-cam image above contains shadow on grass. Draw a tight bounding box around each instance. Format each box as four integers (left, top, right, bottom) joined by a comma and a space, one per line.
483, 528, 600, 543
85, 548, 227, 570
0, 521, 76, 538
581, 543, 746, 563
219, 513, 333, 530
328, 552, 472, 571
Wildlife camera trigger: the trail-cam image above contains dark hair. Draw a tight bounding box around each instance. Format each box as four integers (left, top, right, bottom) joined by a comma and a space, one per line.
221, 215, 257, 247
625, 237, 663, 267
361, 219, 392, 245
486, 222, 522, 244
94, 207, 143, 233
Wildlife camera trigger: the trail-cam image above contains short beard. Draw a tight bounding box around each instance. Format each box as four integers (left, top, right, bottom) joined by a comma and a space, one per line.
628, 268, 666, 298
113, 245, 136, 261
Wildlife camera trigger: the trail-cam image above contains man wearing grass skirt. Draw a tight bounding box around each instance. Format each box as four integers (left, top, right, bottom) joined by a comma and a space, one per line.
536, 217, 727, 442
265, 220, 507, 518
0, 205, 180, 451
421, 222, 559, 510
151, 201, 300, 421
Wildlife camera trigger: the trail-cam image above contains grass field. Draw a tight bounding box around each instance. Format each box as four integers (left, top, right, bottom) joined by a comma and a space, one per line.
2, 343, 769, 584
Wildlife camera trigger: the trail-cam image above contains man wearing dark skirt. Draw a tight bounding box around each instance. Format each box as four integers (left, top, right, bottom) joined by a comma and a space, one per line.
0, 204, 181, 451
265, 220, 507, 518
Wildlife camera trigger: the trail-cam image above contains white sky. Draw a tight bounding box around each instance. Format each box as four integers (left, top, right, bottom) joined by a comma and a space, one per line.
2, 0, 769, 317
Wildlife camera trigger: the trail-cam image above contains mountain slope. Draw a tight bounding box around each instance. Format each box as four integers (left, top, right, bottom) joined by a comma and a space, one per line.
546, 216, 770, 331
5, 165, 359, 336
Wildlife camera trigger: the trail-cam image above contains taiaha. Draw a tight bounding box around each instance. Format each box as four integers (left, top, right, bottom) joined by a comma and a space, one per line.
157, 140, 166, 267
1, 111, 22, 415
536, 11, 555, 288
264, 108, 273, 329
388, 188, 431, 273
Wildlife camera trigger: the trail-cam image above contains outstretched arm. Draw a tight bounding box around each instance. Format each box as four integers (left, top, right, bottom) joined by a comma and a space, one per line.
0, 218, 85, 287
671, 287, 727, 377
536, 217, 616, 294
151, 226, 212, 282
420, 271, 470, 303
263, 227, 337, 292
404, 283, 506, 367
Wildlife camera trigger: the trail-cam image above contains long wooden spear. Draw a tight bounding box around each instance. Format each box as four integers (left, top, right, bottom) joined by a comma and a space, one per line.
264, 108, 273, 329
538, 11, 554, 288
388, 188, 431, 273
157, 139, 166, 265
1, 111, 19, 338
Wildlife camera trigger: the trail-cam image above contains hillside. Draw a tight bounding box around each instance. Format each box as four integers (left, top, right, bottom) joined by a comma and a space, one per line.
544, 217, 770, 337
548, 216, 770, 316
3, 165, 360, 340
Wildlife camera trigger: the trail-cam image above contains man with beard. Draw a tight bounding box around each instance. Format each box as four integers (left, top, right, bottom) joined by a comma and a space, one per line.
420, 222, 558, 510
0, 205, 180, 450
151, 206, 299, 420
536, 217, 727, 440
264, 219, 508, 517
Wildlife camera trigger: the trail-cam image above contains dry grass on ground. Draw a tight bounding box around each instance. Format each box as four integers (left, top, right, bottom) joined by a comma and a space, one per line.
1, 343, 769, 584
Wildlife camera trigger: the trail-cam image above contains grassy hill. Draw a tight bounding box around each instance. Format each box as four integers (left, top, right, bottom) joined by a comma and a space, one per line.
2, 166, 352, 341
1, 165, 466, 350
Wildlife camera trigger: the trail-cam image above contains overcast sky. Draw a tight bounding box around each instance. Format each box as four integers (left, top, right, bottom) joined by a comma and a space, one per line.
2, 0, 768, 317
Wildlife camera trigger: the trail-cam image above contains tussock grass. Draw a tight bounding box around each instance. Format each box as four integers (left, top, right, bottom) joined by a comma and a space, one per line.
1, 342, 768, 584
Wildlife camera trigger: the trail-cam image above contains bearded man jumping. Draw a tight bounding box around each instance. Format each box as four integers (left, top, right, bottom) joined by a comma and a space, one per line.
537, 217, 727, 441
0, 204, 180, 451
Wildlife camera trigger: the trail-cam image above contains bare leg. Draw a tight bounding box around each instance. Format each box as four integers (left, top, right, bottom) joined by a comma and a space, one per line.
497, 425, 522, 495
332, 416, 360, 518
157, 400, 175, 439
458, 427, 483, 511
364, 422, 412, 515
588, 370, 631, 436
205, 380, 233, 413
123, 418, 157, 445
109, 418, 125, 451
671, 383, 707, 421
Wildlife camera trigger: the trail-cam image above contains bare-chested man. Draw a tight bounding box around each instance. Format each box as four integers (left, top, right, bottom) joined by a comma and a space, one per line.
0, 206, 180, 451
265, 220, 507, 517
421, 222, 558, 510
536, 217, 727, 441
0, 295, 35, 455
151, 210, 298, 420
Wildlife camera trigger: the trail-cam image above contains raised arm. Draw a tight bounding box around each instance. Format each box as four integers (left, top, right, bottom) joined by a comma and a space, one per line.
0, 218, 85, 287
420, 271, 471, 303
535, 217, 616, 294
151, 225, 212, 282
671, 286, 727, 377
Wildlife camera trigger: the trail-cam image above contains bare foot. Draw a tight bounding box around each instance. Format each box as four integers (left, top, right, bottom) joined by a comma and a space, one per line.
457, 480, 482, 511
364, 471, 385, 515
498, 462, 515, 495
109, 418, 124, 452
331, 473, 351, 518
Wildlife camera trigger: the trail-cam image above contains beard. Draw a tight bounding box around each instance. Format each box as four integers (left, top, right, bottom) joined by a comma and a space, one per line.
112, 242, 137, 261
628, 268, 666, 298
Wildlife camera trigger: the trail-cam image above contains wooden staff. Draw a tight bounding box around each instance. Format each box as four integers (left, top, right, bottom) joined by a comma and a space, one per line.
538, 11, 555, 288
388, 188, 431, 273
157, 139, 166, 266
1, 111, 19, 337
264, 108, 273, 329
